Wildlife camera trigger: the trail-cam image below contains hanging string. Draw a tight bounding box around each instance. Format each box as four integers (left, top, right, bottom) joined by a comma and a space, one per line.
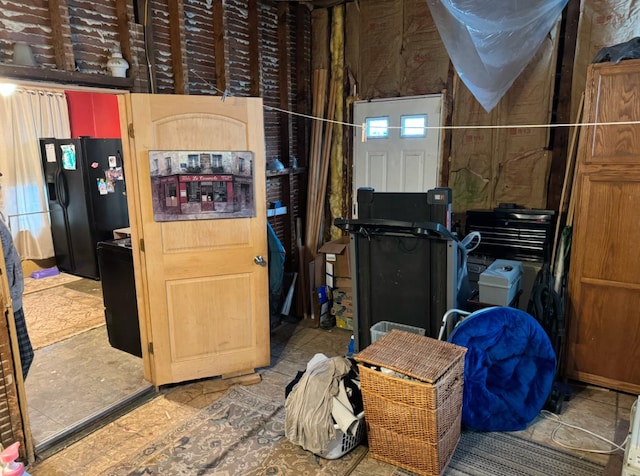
190, 70, 640, 133
265, 104, 640, 131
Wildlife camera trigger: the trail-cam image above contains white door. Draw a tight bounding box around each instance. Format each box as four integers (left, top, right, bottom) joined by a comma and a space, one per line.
353, 95, 443, 216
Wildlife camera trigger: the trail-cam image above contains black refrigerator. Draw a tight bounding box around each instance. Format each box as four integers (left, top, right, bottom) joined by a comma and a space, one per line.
39, 137, 130, 280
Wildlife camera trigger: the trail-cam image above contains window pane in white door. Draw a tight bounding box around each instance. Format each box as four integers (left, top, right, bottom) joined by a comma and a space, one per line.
401, 114, 427, 138
366, 117, 389, 139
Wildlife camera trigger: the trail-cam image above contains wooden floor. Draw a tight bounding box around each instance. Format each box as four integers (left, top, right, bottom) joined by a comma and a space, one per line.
28, 317, 631, 475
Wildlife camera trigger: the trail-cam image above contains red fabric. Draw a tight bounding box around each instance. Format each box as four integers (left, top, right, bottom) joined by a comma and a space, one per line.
65, 91, 121, 139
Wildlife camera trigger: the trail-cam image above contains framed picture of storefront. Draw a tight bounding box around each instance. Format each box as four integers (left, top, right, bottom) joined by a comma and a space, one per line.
148, 150, 255, 222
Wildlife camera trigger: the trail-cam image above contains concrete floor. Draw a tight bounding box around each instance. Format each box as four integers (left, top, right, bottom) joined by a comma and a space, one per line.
25, 325, 150, 451
22, 276, 151, 453
25, 314, 633, 475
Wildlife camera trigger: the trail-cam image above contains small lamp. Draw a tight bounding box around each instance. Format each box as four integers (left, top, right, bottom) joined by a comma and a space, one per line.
0, 83, 17, 97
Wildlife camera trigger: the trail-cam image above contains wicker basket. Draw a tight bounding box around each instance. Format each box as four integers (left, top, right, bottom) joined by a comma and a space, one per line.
355, 329, 467, 476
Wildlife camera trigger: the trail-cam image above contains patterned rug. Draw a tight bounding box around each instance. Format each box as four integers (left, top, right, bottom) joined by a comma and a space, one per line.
391, 430, 605, 476
23, 271, 82, 295
102, 384, 368, 475
23, 285, 105, 349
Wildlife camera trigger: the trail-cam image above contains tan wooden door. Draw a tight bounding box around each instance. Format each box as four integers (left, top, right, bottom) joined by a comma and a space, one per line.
120, 94, 270, 386
566, 59, 640, 394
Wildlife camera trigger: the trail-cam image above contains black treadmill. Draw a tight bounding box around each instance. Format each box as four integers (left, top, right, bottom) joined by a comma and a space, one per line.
335, 187, 464, 351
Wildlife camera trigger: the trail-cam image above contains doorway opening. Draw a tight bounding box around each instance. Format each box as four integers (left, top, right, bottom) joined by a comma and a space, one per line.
1, 81, 152, 457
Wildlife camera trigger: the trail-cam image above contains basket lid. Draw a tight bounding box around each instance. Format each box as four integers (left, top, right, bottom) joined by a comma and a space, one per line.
355, 329, 467, 383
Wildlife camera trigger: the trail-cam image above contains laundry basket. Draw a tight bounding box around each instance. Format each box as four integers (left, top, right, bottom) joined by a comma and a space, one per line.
317, 412, 366, 459
370, 321, 425, 344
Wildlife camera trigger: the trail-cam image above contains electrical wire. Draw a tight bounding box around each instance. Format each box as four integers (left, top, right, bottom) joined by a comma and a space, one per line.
144, 0, 155, 94
540, 402, 635, 455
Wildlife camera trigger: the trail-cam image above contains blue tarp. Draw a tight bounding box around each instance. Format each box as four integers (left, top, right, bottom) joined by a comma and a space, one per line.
449, 306, 556, 431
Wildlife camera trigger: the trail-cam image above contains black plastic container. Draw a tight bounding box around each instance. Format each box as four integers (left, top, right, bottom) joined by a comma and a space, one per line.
97, 238, 142, 358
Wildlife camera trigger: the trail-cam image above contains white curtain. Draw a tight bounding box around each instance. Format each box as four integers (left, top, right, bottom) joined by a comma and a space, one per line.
0, 89, 71, 259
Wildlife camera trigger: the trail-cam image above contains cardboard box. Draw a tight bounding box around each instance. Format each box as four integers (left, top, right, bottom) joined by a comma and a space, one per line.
113, 227, 131, 239
335, 277, 352, 290
319, 236, 351, 288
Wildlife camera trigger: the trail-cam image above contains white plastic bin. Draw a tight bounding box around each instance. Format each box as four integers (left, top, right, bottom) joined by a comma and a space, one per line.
370, 321, 426, 344
479, 259, 523, 306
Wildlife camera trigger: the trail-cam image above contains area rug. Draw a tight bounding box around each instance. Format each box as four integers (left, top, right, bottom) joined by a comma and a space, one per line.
23, 285, 105, 349
102, 384, 368, 475
392, 430, 605, 476
23, 271, 82, 295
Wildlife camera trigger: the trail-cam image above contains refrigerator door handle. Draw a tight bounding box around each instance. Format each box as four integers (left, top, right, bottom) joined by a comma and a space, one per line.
56, 169, 69, 208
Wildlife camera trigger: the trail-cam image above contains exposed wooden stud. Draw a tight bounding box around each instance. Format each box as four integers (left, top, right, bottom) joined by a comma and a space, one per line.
281, 174, 293, 267
48, 0, 75, 71
115, 0, 133, 68
212, 0, 227, 93
305, 71, 320, 253
305, 69, 330, 255
248, 0, 261, 97
344, 1, 360, 95
139, 0, 158, 93
547, 0, 580, 210
296, 218, 309, 319
168, 0, 187, 94
311, 9, 329, 71
440, 62, 456, 187
295, 4, 311, 168
278, 1, 291, 167
304, 68, 327, 254
551, 93, 584, 270
314, 76, 338, 249
343, 3, 360, 219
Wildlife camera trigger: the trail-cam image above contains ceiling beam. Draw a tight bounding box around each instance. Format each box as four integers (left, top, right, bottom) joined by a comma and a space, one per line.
47, 0, 75, 71
248, 0, 260, 97
278, 1, 291, 166
212, 0, 227, 94
115, 0, 133, 69
168, 0, 187, 94
547, 0, 580, 211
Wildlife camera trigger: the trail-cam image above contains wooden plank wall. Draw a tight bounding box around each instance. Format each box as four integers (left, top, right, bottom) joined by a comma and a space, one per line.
67, 0, 121, 73
183, 1, 218, 95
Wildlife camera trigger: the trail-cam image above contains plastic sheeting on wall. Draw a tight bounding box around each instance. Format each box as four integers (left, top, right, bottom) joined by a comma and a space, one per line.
426, 0, 567, 112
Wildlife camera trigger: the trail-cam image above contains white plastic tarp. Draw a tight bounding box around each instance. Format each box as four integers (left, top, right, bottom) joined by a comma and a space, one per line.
426, 0, 568, 112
